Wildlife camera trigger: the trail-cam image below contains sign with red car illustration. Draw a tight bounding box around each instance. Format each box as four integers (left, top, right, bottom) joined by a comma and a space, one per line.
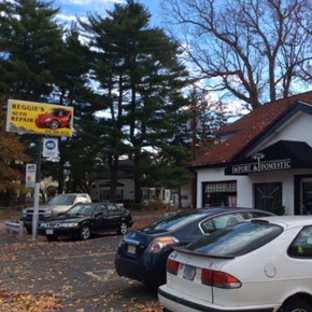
6, 99, 73, 137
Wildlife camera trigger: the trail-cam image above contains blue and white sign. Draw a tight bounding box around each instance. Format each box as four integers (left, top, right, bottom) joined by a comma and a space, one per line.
43, 138, 58, 158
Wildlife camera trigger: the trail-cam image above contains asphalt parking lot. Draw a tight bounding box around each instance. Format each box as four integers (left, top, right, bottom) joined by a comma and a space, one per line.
0, 216, 162, 312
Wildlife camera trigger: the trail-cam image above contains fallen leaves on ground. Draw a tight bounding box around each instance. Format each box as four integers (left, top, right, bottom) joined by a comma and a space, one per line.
0, 211, 168, 311
0, 286, 163, 311
0, 289, 64, 312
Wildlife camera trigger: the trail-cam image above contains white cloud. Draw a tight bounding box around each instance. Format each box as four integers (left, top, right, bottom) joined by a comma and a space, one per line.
53, 0, 123, 23
56, 0, 125, 13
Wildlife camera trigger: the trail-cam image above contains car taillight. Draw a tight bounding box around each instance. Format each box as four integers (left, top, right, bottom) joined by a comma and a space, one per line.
166, 258, 179, 275
149, 236, 179, 253
201, 269, 241, 289
201, 269, 213, 286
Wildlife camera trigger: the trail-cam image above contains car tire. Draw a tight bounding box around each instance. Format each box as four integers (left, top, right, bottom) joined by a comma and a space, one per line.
118, 222, 128, 235
46, 235, 58, 241
281, 299, 312, 312
50, 120, 59, 130
80, 225, 91, 240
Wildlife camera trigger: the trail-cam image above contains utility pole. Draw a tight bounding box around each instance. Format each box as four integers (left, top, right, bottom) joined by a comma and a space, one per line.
189, 88, 208, 209
32, 136, 42, 241
191, 106, 197, 209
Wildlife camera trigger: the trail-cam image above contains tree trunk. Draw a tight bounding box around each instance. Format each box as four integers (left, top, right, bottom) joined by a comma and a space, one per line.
57, 160, 65, 193
108, 155, 119, 203
134, 172, 142, 203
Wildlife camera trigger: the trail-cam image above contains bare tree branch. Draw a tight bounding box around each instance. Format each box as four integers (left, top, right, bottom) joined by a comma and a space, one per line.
161, 0, 312, 109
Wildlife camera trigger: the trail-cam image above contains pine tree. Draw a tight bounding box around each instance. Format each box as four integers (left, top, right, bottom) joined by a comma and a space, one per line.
80, 0, 190, 202
0, 0, 66, 198
46, 23, 98, 193
0, 0, 64, 100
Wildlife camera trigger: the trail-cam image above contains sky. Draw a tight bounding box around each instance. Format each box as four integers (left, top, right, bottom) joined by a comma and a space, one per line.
52, 0, 165, 28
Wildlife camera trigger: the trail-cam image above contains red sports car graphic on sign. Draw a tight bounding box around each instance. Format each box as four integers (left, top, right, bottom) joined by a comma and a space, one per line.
35, 108, 72, 130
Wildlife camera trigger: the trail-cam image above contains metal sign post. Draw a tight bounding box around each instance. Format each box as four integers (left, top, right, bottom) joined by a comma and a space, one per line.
32, 136, 42, 241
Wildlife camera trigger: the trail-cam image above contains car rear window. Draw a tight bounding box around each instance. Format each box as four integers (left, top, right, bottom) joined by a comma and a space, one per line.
184, 220, 283, 257
139, 212, 208, 233
288, 226, 312, 258
48, 195, 76, 205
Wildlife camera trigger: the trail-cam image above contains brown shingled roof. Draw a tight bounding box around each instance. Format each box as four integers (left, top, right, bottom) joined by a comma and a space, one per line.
188, 91, 312, 168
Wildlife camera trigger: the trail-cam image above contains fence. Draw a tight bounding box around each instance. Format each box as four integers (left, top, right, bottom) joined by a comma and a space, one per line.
4, 221, 24, 240
0, 197, 35, 208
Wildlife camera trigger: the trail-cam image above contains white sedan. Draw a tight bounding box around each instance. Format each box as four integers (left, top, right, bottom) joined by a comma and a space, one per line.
158, 216, 312, 312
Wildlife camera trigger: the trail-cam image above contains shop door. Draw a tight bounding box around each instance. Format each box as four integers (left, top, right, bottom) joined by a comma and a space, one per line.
254, 182, 282, 212
301, 178, 312, 215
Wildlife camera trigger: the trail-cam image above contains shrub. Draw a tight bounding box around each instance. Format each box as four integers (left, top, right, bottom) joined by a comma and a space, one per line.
143, 198, 168, 211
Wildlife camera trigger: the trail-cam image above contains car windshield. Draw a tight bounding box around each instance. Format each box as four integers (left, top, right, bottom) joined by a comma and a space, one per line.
47, 195, 76, 205
67, 204, 94, 216
139, 211, 208, 233
184, 220, 283, 257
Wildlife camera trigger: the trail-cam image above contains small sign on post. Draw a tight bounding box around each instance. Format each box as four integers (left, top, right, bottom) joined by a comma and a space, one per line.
43, 138, 58, 158
25, 164, 36, 188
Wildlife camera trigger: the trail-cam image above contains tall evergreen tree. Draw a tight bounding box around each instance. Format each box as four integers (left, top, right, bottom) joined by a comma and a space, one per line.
80, 0, 190, 202
0, 1, 98, 195
46, 23, 98, 194
0, 0, 64, 100
0, 0, 64, 200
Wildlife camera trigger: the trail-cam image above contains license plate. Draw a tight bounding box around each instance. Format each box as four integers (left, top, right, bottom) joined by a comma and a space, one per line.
127, 245, 136, 254
183, 265, 196, 280
46, 229, 54, 235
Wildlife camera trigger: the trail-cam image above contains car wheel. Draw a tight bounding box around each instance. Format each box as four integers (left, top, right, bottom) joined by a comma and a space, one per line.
80, 225, 91, 240
281, 299, 312, 312
50, 120, 59, 130
46, 235, 58, 241
118, 222, 128, 235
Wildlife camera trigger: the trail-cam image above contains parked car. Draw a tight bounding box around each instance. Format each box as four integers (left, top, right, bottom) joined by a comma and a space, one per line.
38, 202, 133, 241
21, 193, 92, 234
114, 207, 274, 287
35, 108, 72, 130
158, 216, 312, 312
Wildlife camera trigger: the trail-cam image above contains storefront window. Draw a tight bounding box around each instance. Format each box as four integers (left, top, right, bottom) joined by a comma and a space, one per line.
203, 181, 237, 207
100, 189, 123, 201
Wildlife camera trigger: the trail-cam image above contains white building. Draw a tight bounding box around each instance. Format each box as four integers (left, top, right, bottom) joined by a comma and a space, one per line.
90, 159, 174, 205
189, 91, 312, 215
